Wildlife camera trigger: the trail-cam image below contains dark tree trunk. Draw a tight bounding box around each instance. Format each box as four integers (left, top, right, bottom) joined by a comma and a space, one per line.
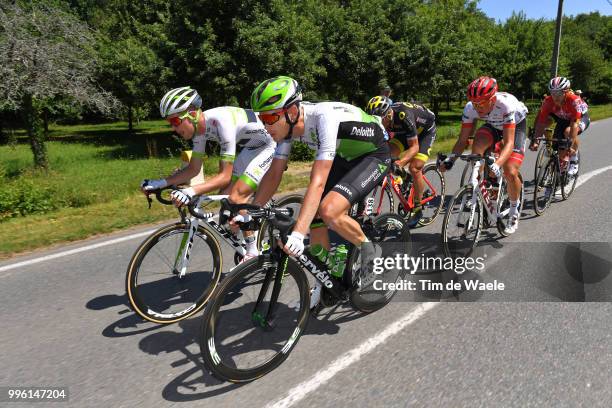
0, 114, 5, 145
23, 95, 48, 169
43, 109, 49, 137
445, 93, 450, 111
128, 103, 133, 132
432, 97, 440, 117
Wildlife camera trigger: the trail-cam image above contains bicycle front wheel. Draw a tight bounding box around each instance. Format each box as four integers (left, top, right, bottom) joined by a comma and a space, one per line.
418, 163, 446, 226
126, 223, 222, 324
533, 159, 557, 216
442, 185, 483, 258
200, 256, 310, 382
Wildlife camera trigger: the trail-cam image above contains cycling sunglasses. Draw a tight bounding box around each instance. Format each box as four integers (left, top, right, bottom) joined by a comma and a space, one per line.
167, 111, 195, 127
258, 108, 289, 126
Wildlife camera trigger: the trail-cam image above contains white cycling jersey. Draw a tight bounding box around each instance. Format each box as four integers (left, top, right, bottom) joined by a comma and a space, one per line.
274, 102, 387, 162
192, 106, 273, 162
191, 106, 275, 188
461, 92, 528, 130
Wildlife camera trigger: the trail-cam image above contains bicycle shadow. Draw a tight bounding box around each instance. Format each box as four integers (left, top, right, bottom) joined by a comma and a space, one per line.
86, 293, 163, 337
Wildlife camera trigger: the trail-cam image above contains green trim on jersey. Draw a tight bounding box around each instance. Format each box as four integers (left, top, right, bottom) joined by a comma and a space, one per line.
336, 139, 378, 161
238, 174, 258, 191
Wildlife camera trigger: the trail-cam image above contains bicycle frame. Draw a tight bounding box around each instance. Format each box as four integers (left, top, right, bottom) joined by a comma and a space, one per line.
369, 171, 439, 216
173, 195, 247, 278
461, 160, 507, 231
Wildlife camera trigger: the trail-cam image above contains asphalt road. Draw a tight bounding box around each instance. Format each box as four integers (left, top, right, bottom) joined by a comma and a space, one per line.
1, 118, 611, 408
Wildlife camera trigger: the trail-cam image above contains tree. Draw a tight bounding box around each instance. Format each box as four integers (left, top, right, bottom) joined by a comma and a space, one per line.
0, 2, 118, 168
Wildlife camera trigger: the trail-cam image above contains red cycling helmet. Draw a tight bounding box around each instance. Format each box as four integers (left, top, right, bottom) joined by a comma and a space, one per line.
467, 76, 498, 102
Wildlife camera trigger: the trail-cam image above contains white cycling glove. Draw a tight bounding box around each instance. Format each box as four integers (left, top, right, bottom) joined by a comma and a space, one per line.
489, 163, 502, 179
231, 214, 253, 225
141, 178, 168, 192
170, 187, 196, 207
284, 231, 305, 257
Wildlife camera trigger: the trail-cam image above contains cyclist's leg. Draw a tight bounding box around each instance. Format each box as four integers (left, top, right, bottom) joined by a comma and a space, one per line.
229, 142, 276, 257
503, 119, 526, 203
319, 147, 392, 245
410, 126, 435, 205
472, 124, 495, 156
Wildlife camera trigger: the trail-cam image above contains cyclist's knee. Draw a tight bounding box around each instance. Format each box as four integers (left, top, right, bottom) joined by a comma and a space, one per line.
319, 195, 348, 228
228, 180, 254, 203
563, 127, 571, 138
409, 161, 424, 175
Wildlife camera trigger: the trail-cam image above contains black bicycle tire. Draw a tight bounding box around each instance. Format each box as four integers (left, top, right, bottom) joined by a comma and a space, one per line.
348, 213, 411, 313
442, 185, 482, 259
417, 163, 446, 226
126, 222, 222, 324
533, 158, 557, 216
200, 256, 310, 383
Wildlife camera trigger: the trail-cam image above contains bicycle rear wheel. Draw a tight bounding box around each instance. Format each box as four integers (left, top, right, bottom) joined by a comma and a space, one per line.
200, 256, 310, 382
561, 151, 579, 200
533, 159, 557, 216
533, 145, 546, 182
417, 163, 446, 226
442, 185, 483, 258
126, 223, 222, 324
348, 213, 411, 313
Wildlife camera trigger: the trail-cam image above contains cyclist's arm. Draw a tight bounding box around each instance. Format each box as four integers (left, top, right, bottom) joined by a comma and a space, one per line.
397, 138, 419, 167
451, 125, 474, 156
165, 157, 203, 186
253, 157, 287, 206
292, 159, 333, 236
190, 160, 233, 195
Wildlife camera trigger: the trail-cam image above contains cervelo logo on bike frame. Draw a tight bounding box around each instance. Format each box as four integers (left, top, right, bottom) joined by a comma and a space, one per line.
350, 126, 375, 138
298, 254, 334, 289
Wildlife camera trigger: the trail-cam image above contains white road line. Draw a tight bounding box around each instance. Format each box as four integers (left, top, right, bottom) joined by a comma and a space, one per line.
266, 164, 612, 408
0, 229, 155, 273
576, 165, 612, 189
265, 303, 438, 408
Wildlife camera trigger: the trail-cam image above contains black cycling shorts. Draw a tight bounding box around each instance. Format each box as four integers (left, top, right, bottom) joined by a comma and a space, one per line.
323, 144, 392, 205
389, 125, 436, 162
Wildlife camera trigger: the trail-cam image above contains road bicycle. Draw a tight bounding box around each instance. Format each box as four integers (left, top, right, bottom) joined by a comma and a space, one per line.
358, 160, 445, 226
125, 188, 302, 324
532, 136, 580, 216
200, 199, 411, 382
441, 153, 524, 258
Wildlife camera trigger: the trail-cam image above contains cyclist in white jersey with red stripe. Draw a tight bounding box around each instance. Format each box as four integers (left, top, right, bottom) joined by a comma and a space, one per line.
140, 87, 276, 259
438, 77, 528, 235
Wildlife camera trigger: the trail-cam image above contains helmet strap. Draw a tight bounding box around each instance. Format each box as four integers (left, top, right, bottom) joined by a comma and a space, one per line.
284, 102, 301, 140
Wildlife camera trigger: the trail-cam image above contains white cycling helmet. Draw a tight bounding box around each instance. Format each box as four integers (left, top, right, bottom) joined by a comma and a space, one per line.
159, 87, 202, 117
548, 77, 571, 93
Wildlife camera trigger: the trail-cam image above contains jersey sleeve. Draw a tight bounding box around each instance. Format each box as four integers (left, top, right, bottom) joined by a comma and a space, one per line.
568, 94, 585, 120
461, 103, 478, 128
314, 113, 337, 161
191, 135, 207, 159
273, 140, 292, 160
216, 119, 238, 162
536, 98, 553, 124
501, 103, 517, 129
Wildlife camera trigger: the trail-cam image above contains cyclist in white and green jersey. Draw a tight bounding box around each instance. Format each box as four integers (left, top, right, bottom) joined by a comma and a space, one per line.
249, 76, 391, 307
141, 86, 276, 259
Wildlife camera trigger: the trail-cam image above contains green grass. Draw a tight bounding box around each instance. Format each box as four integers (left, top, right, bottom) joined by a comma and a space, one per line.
1, 103, 610, 257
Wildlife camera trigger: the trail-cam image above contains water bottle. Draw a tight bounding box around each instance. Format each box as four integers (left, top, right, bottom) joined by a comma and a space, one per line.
310, 244, 330, 264
330, 245, 348, 278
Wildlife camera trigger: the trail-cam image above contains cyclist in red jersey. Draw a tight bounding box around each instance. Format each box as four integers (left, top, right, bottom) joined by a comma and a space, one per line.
530, 77, 589, 176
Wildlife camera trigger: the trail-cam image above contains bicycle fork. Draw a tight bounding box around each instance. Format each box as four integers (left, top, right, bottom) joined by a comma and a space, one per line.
173, 217, 200, 278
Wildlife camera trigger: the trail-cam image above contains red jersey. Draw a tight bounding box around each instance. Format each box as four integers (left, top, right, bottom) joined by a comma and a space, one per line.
537, 92, 588, 123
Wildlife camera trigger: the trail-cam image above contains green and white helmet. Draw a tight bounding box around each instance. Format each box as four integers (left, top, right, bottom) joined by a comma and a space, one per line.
159, 86, 202, 117
250, 76, 302, 112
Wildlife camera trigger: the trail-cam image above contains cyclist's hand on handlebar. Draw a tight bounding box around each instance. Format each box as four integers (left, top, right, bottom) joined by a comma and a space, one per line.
283, 231, 305, 257
437, 154, 454, 172
141, 178, 168, 195
529, 142, 539, 151
229, 213, 252, 234
170, 187, 195, 207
